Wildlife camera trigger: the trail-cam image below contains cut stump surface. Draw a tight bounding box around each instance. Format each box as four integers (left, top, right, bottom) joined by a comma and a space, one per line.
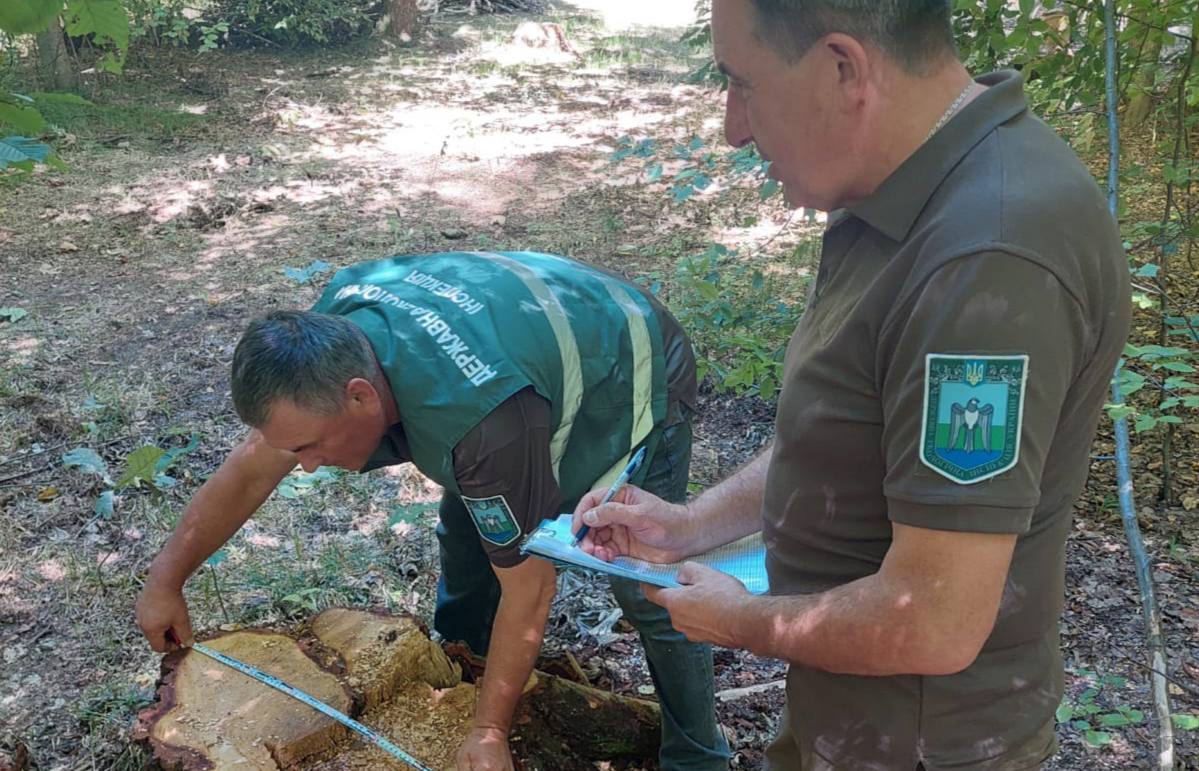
136, 609, 660, 770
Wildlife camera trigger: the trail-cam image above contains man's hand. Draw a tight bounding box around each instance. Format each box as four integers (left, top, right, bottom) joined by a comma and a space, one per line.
570, 484, 695, 563
455, 726, 514, 771
644, 563, 752, 648
136, 579, 194, 652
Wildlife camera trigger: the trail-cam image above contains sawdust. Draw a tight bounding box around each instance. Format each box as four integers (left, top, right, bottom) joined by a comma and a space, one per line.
306, 683, 477, 771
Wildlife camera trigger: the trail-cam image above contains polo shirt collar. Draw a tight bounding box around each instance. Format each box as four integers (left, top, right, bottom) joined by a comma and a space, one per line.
846, 70, 1028, 242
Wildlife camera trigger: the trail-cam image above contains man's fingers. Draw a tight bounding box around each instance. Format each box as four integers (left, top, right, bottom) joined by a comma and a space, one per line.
580, 501, 638, 529
643, 584, 668, 606
145, 627, 168, 652
676, 561, 714, 585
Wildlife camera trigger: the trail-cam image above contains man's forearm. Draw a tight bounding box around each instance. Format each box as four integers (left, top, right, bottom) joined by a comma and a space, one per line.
720, 550, 1004, 676
474, 561, 557, 733
148, 438, 290, 588
726, 573, 953, 675
685, 444, 772, 551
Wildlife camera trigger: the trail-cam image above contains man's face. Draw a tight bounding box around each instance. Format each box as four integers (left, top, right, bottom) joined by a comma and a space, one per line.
713, 0, 863, 211
258, 387, 386, 473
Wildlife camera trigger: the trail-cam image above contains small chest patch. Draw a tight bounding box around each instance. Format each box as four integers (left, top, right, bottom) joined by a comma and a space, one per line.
920, 354, 1029, 484
462, 494, 521, 547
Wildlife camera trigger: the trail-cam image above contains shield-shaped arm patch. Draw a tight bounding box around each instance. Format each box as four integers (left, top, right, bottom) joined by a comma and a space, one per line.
919, 354, 1029, 484
461, 494, 522, 547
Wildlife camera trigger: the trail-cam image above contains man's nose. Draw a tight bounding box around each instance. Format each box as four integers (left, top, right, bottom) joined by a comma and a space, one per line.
724, 88, 752, 148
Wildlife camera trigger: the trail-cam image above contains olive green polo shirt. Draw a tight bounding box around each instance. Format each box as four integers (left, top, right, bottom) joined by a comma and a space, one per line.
762, 71, 1130, 769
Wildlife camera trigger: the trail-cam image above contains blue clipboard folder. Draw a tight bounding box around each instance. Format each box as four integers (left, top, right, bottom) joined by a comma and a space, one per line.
520, 513, 770, 595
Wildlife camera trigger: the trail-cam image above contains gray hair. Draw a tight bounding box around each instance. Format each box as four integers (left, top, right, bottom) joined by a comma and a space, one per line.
230, 310, 378, 427
748, 0, 956, 73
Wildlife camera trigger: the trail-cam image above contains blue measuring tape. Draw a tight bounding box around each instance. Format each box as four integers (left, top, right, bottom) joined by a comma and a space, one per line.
190, 642, 432, 771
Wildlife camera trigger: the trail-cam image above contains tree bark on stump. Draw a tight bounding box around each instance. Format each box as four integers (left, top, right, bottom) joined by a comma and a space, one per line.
135, 609, 661, 770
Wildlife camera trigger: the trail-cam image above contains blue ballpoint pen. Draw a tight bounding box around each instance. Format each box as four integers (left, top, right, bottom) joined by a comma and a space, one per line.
571, 445, 647, 548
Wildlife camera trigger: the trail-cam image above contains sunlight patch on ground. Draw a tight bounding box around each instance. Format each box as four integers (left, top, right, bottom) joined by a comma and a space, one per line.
37, 560, 65, 582
5, 335, 41, 364
150, 179, 213, 224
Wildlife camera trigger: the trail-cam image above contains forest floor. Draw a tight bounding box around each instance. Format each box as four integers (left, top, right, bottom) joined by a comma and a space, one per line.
1, 2, 1198, 769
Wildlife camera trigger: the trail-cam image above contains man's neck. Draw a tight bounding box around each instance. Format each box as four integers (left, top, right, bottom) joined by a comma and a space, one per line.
845, 60, 979, 207
374, 358, 401, 427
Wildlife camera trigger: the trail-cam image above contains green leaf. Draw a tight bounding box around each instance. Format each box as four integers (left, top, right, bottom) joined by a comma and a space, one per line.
64, 0, 130, 63
1172, 714, 1199, 731
1105, 403, 1136, 422
759, 178, 780, 200
1083, 730, 1112, 747
0, 136, 51, 169
0, 307, 28, 323
93, 490, 114, 518
1116, 370, 1146, 397
1133, 414, 1157, 433
62, 447, 110, 481
276, 466, 338, 498
1056, 702, 1074, 723
1133, 263, 1159, 278
283, 260, 332, 285
1159, 361, 1196, 373
0, 103, 47, 136
1097, 713, 1130, 727
31, 92, 93, 106
0, 0, 62, 35
116, 446, 166, 490
64, 0, 129, 47
1131, 292, 1156, 310
388, 505, 425, 528
1163, 377, 1197, 391
156, 433, 200, 474
205, 549, 228, 568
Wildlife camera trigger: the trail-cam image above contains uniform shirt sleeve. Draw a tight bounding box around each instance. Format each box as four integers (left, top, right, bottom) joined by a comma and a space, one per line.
879, 251, 1091, 534
452, 387, 563, 568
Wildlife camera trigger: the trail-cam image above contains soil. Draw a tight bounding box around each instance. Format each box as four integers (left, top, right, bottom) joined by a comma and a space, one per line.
1, 3, 1197, 770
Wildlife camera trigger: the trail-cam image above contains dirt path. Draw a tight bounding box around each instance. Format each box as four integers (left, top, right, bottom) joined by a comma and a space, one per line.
1, 5, 1196, 769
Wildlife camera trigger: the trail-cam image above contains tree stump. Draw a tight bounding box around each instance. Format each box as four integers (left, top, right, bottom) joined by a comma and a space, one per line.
135, 609, 661, 770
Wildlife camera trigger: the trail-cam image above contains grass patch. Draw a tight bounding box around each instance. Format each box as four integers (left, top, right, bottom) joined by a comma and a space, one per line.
37, 98, 208, 143
582, 32, 705, 75
73, 682, 155, 734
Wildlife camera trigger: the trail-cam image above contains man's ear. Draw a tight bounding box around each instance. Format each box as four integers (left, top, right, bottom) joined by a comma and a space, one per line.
822, 33, 872, 106
344, 377, 380, 411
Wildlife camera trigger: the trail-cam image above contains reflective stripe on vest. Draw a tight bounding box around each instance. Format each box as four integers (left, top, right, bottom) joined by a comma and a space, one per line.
475, 251, 584, 481
592, 277, 656, 490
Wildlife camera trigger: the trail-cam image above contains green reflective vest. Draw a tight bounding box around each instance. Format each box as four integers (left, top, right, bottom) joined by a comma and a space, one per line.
310, 251, 669, 500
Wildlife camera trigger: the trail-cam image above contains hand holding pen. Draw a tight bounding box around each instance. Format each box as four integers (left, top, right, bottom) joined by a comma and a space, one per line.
570, 446, 647, 548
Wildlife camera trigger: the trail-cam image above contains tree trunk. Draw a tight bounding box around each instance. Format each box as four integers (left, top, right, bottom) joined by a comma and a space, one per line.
134, 609, 661, 770
386, 0, 419, 39
36, 17, 77, 92
1124, 22, 1165, 127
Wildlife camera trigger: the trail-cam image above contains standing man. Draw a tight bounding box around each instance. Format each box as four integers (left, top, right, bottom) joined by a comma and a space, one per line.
574, 1, 1130, 769
135, 251, 730, 771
